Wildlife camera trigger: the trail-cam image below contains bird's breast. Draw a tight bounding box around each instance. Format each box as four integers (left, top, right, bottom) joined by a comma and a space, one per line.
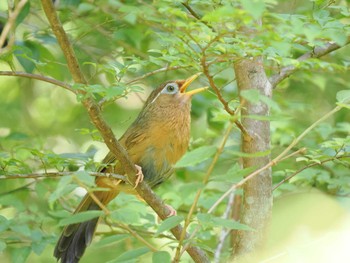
138, 116, 190, 187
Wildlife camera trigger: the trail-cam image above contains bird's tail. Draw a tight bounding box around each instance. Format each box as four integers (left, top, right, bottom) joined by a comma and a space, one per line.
54, 190, 118, 263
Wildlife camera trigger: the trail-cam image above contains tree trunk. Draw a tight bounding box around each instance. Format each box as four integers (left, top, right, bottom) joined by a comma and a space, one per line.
233, 57, 272, 259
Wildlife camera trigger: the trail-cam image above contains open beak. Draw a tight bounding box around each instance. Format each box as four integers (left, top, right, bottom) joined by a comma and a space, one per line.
180, 73, 208, 96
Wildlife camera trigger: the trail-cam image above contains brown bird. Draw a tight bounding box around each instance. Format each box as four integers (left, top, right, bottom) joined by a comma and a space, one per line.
54, 73, 207, 263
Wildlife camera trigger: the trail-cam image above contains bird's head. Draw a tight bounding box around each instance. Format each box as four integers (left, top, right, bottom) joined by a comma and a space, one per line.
144, 73, 208, 107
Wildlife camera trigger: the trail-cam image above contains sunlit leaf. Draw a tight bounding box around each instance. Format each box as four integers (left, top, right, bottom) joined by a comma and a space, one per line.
108, 247, 150, 263
94, 234, 129, 248
155, 216, 184, 236
197, 213, 254, 231
58, 211, 104, 226
152, 251, 171, 263
336, 90, 350, 103
175, 146, 217, 167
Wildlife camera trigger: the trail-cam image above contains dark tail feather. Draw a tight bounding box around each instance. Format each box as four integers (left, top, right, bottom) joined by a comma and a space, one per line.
53, 196, 101, 263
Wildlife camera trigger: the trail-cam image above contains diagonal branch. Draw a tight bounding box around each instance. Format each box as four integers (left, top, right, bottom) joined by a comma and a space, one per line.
269, 37, 350, 88
208, 104, 343, 214
273, 154, 350, 190
40, 1, 209, 262
181, 2, 216, 32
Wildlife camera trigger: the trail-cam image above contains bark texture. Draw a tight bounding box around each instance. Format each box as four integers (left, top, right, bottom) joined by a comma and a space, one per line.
233, 57, 272, 258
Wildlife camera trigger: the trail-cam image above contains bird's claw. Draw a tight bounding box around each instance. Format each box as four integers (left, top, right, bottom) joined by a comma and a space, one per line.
133, 164, 144, 188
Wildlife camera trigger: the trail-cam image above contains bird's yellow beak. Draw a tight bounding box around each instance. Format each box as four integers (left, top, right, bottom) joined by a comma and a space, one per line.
180, 73, 208, 96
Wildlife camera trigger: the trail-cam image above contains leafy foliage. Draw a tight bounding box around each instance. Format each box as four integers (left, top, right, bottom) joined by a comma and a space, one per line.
0, 0, 349, 262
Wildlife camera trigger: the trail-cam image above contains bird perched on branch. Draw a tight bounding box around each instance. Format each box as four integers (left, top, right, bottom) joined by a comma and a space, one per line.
54, 73, 207, 263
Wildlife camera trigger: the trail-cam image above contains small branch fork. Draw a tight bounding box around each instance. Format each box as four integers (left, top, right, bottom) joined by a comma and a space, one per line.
273, 154, 350, 191
0, 0, 28, 50
207, 105, 344, 214
269, 37, 350, 88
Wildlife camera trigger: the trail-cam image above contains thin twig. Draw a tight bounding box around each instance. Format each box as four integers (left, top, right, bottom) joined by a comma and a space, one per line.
73, 177, 110, 215
279, 147, 307, 162
0, 0, 28, 50
0, 71, 74, 93
117, 222, 158, 252
273, 155, 350, 190
175, 122, 234, 261
181, 2, 216, 32
0, 171, 126, 180
269, 38, 350, 88
207, 105, 343, 214
214, 191, 236, 263
201, 54, 248, 136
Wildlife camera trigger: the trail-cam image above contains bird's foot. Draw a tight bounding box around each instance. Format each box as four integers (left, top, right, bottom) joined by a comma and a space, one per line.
133, 164, 144, 188
165, 204, 177, 217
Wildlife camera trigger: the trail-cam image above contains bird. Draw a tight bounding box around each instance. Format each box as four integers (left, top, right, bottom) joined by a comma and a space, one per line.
53, 73, 207, 263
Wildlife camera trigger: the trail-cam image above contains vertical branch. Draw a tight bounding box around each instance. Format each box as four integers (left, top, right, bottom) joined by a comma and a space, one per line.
214, 191, 236, 263
233, 57, 272, 257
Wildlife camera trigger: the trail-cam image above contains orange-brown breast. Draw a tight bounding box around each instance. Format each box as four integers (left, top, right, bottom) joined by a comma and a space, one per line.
97, 92, 192, 190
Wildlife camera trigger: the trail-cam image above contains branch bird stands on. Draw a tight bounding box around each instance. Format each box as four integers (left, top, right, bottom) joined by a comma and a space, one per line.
54, 73, 208, 263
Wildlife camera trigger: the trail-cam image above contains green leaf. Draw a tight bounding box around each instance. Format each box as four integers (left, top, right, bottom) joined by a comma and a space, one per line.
110, 207, 141, 224
175, 146, 217, 167
152, 251, 171, 263
240, 89, 261, 103
32, 240, 47, 255
197, 213, 253, 231
10, 224, 31, 237
11, 247, 31, 263
213, 217, 254, 231
155, 216, 184, 236
16, 2, 31, 27
202, 6, 236, 22
260, 95, 281, 111
336, 90, 350, 103
75, 171, 95, 187
108, 247, 150, 263
94, 234, 128, 248
0, 240, 6, 252
48, 176, 73, 204
77, 3, 95, 14
58, 211, 104, 226
48, 210, 71, 218
0, 215, 9, 232
105, 86, 125, 100
240, 0, 266, 19
296, 157, 309, 162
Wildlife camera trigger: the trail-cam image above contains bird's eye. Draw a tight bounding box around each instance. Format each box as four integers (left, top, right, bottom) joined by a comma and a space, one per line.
162, 83, 178, 94
167, 85, 175, 92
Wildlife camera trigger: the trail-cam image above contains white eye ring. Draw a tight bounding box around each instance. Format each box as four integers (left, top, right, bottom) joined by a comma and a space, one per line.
162, 83, 178, 94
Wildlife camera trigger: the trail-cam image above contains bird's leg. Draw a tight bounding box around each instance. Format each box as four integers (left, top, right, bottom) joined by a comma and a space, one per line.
133, 164, 144, 188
